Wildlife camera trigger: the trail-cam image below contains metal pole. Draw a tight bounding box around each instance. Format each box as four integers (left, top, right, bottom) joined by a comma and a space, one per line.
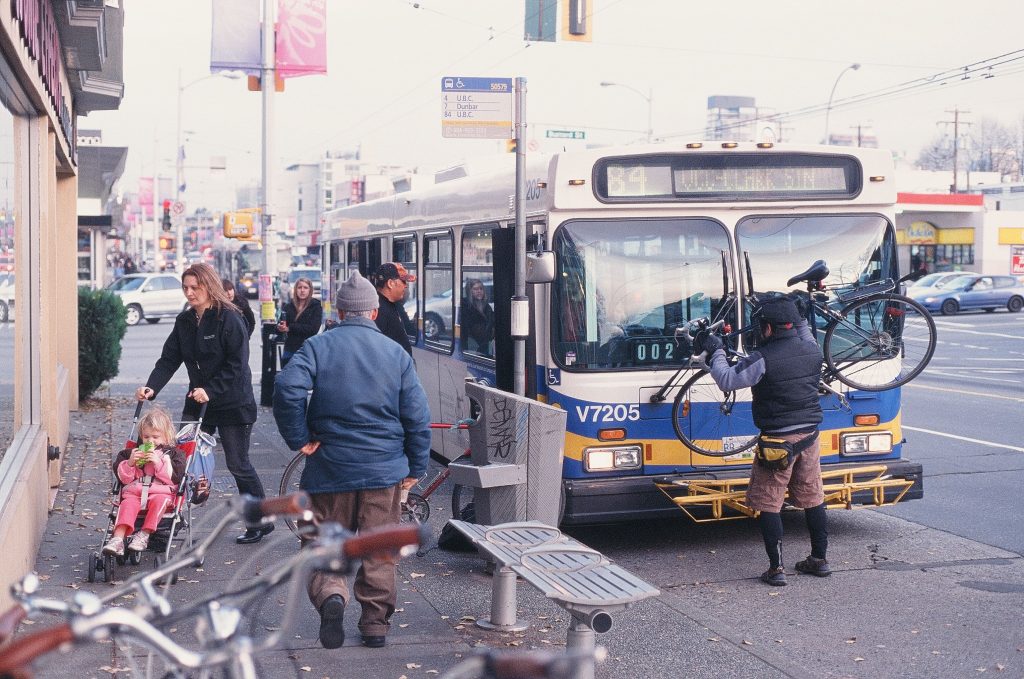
825, 63, 860, 144
512, 77, 527, 397
260, 0, 275, 279
175, 69, 184, 273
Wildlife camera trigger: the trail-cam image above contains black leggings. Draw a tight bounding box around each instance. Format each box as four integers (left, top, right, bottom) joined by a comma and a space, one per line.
202, 423, 265, 499
758, 503, 829, 568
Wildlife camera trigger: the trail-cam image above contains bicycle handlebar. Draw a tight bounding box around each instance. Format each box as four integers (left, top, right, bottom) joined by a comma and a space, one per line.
241, 492, 311, 527
341, 523, 426, 561
0, 604, 26, 644
0, 623, 74, 677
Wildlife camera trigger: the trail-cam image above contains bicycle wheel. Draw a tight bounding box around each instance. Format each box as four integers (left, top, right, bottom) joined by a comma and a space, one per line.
279, 452, 305, 535
451, 483, 473, 520
823, 293, 936, 391
672, 369, 757, 457
402, 492, 430, 523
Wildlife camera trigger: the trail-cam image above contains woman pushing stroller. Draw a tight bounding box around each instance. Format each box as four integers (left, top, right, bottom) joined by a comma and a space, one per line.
102, 408, 185, 556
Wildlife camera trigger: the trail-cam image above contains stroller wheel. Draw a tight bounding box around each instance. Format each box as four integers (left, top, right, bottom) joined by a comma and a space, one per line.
153, 555, 179, 585
128, 550, 143, 566
102, 554, 113, 583
87, 553, 98, 583
115, 554, 127, 567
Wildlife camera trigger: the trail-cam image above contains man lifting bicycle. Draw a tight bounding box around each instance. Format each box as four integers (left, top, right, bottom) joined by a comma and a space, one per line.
698, 296, 831, 586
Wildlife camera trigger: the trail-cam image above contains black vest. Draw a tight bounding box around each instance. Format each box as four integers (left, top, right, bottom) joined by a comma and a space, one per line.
750, 329, 823, 432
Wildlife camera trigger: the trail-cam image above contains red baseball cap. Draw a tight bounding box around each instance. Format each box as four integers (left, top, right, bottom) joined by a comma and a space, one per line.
371, 262, 416, 287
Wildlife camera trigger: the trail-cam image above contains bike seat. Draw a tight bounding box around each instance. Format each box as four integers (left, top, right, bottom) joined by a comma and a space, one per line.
787, 260, 830, 287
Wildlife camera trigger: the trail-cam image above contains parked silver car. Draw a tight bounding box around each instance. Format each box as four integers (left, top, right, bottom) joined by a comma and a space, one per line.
0, 272, 14, 323
106, 273, 185, 326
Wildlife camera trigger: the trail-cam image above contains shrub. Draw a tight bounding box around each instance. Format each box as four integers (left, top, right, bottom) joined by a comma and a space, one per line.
79, 288, 127, 400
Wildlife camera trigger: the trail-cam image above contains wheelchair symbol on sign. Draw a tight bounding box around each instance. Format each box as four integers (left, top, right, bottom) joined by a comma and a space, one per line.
547, 368, 561, 385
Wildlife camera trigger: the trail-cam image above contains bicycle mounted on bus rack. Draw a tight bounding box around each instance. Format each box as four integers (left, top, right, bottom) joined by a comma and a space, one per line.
649, 258, 935, 521
0, 505, 426, 679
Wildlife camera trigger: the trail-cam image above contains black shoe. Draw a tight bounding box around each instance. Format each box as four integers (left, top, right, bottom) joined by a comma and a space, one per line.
795, 556, 832, 577
318, 595, 346, 649
235, 522, 275, 544
760, 566, 788, 586
361, 635, 386, 648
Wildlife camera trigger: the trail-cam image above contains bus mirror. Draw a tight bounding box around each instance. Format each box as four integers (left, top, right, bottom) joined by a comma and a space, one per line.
526, 251, 556, 284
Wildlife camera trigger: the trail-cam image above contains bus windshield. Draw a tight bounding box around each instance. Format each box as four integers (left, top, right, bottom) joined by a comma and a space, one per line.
737, 214, 895, 292
552, 218, 734, 371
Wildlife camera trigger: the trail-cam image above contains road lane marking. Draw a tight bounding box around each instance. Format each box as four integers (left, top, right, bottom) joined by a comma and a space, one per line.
903, 381, 1024, 402
930, 326, 1023, 339
920, 369, 1023, 385
903, 425, 1024, 453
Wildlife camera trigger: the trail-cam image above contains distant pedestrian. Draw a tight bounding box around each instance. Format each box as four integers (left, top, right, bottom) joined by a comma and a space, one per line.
273, 271, 430, 650
369, 262, 416, 356
460, 277, 495, 356
277, 277, 322, 366
137, 262, 272, 545
222, 278, 256, 337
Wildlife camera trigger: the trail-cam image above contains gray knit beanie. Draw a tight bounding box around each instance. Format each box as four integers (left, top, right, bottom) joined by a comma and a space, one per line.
335, 271, 379, 313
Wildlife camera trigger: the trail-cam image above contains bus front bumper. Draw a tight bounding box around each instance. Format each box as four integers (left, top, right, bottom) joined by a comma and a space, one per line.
561, 459, 923, 526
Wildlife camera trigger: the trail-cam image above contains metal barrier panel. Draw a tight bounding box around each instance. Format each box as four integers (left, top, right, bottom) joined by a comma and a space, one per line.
461, 382, 567, 526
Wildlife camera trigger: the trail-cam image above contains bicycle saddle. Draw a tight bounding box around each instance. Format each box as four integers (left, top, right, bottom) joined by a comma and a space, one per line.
786, 260, 830, 287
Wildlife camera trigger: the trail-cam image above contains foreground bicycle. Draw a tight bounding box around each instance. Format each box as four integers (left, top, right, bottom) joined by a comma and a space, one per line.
652, 259, 936, 457
0, 519, 425, 678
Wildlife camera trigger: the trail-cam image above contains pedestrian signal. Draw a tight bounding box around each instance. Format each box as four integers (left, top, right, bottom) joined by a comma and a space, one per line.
158, 236, 175, 251
506, 139, 518, 153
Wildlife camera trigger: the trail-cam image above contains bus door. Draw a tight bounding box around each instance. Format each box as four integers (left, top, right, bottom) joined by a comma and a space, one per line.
491, 226, 516, 393
347, 238, 383, 278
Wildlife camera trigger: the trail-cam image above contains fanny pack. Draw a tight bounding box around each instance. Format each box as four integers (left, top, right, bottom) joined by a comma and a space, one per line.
756, 431, 818, 472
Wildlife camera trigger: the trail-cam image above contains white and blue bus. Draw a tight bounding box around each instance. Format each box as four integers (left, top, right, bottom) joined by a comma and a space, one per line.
320, 142, 923, 525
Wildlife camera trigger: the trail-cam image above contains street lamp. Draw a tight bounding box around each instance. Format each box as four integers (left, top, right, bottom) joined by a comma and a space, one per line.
600, 81, 653, 143
824, 63, 860, 145
175, 70, 242, 272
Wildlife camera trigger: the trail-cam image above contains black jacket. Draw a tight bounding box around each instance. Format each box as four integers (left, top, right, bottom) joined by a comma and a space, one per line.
375, 293, 413, 356
280, 299, 323, 354
750, 328, 823, 433
233, 298, 256, 337
146, 305, 257, 427
460, 300, 495, 354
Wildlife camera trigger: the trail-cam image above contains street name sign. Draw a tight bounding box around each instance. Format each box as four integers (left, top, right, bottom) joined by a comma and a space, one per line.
545, 129, 585, 140
441, 76, 514, 140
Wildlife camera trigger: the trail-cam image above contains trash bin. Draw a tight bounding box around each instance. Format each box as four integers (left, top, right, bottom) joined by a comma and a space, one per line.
447, 382, 567, 526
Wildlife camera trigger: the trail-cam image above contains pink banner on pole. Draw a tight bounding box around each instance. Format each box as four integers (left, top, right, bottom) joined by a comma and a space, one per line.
276, 0, 327, 79
138, 178, 154, 220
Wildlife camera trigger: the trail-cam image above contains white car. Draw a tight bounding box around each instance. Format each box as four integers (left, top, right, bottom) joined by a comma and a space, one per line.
106, 273, 186, 326
0, 272, 14, 323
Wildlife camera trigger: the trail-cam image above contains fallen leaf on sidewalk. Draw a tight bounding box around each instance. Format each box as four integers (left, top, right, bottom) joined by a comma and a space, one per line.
406, 663, 421, 669
299, 667, 311, 672
399, 623, 409, 628
410, 572, 425, 578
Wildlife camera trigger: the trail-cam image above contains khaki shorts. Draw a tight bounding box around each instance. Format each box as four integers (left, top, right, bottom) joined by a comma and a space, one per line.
745, 431, 824, 513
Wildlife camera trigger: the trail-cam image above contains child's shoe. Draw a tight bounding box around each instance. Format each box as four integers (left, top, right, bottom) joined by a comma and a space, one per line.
127, 531, 150, 552
102, 536, 125, 557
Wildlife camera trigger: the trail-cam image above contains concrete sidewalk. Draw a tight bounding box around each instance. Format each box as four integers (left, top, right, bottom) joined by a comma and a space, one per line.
12, 383, 1024, 679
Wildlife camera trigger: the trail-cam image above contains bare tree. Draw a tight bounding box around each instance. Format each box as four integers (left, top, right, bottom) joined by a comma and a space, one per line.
916, 132, 954, 170
966, 117, 1017, 175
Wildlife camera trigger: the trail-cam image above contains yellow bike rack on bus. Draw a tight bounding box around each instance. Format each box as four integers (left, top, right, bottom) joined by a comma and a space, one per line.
655, 464, 916, 523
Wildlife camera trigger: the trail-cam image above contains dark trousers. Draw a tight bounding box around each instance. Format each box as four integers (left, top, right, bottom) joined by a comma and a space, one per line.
301, 486, 402, 637
202, 423, 265, 499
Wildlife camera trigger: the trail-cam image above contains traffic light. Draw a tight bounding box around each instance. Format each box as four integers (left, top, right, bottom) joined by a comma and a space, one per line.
161, 200, 172, 232
159, 236, 175, 251
506, 139, 517, 153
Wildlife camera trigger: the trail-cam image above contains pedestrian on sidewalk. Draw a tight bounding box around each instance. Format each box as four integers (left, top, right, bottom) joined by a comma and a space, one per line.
136, 262, 273, 545
277, 276, 322, 366
102, 407, 185, 557
222, 278, 256, 338
699, 296, 830, 586
369, 262, 416, 355
273, 271, 431, 650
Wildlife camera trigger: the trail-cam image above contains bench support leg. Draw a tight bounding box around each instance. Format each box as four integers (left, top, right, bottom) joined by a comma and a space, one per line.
475, 565, 528, 632
566, 620, 597, 679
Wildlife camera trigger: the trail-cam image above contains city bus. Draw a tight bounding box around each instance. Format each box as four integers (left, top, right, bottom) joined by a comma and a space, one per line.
320, 142, 924, 525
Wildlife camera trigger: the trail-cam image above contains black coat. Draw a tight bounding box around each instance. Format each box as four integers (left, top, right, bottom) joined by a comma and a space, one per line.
280, 299, 323, 354
374, 293, 413, 356
145, 305, 257, 427
233, 297, 256, 337
460, 300, 495, 353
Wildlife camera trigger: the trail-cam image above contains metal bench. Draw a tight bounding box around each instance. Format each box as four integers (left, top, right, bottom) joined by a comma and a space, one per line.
447, 520, 659, 678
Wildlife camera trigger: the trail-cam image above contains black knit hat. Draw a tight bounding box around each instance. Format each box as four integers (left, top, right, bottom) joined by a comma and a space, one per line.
758, 299, 802, 325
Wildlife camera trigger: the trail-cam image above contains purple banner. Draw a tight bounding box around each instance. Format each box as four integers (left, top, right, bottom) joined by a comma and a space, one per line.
210, 0, 262, 75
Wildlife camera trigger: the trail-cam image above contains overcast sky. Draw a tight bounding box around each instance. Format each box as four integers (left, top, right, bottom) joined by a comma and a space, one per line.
85, 0, 1024, 208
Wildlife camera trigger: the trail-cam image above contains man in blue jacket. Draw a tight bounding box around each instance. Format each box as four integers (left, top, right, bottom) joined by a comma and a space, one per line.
273, 271, 431, 650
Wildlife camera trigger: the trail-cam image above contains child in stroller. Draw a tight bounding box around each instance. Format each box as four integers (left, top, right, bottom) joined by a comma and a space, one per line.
102, 407, 186, 556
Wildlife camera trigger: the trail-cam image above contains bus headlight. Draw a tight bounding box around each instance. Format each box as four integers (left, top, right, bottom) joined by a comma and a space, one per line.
584, 445, 642, 471
840, 432, 893, 455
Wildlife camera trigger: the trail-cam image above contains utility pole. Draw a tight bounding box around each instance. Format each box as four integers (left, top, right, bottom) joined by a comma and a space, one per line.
941, 108, 971, 193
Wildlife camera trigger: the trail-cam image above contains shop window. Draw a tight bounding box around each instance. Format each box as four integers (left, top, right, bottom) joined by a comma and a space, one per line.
0, 104, 14, 456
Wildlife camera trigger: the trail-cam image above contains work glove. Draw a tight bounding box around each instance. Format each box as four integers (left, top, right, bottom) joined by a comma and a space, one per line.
701, 332, 724, 356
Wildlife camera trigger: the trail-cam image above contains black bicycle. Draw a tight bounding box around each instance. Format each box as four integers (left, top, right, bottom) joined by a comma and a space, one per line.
655, 259, 937, 457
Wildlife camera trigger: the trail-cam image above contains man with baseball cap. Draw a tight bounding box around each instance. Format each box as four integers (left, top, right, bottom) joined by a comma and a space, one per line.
370, 262, 417, 356
273, 271, 431, 649
699, 295, 829, 587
